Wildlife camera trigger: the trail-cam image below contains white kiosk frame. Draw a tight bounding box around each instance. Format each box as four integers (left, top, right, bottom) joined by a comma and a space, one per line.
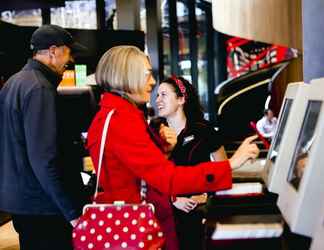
277, 78, 324, 237
263, 82, 309, 193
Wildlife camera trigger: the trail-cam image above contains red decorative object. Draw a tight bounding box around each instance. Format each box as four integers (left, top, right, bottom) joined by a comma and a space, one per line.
249, 121, 270, 149
72, 203, 165, 250
226, 37, 298, 79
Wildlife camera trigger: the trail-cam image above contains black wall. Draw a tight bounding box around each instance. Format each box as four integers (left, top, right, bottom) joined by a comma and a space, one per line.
0, 0, 65, 11
0, 21, 145, 81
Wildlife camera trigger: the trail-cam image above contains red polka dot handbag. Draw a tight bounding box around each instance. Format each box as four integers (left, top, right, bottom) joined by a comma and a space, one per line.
72, 110, 165, 250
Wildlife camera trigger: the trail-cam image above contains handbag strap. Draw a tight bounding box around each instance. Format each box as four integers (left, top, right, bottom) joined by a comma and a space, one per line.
93, 109, 115, 202
92, 108, 147, 203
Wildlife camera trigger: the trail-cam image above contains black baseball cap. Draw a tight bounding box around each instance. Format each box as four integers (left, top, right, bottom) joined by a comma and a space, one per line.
30, 24, 87, 55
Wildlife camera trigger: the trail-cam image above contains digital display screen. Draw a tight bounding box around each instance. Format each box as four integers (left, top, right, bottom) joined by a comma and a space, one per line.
268, 98, 293, 163
287, 100, 322, 190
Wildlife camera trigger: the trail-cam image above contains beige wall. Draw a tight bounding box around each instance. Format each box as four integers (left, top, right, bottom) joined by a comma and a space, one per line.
212, 0, 302, 50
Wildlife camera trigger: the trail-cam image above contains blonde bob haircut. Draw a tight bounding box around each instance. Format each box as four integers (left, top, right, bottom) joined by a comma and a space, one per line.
95, 45, 149, 94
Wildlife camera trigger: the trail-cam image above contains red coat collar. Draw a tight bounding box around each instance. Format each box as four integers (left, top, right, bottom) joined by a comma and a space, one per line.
100, 92, 142, 114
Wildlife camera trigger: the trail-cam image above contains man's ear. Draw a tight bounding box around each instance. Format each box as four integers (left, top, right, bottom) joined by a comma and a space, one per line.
48, 45, 57, 58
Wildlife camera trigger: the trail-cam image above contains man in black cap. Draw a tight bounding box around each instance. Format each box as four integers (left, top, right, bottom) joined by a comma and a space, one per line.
0, 24, 87, 250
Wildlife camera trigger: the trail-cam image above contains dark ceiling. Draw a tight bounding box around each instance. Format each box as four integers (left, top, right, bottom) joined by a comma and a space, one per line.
0, 0, 65, 11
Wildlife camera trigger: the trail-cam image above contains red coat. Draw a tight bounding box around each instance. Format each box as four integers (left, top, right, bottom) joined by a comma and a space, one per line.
87, 92, 232, 203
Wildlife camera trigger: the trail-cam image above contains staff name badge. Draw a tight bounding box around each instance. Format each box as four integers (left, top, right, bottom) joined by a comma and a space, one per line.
183, 135, 194, 145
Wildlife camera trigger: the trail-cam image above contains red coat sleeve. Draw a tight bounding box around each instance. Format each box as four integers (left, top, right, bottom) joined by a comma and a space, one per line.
110, 109, 232, 196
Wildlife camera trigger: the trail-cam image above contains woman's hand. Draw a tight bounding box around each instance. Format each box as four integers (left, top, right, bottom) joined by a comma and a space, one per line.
190, 193, 208, 204
173, 197, 197, 213
159, 124, 177, 152
210, 146, 228, 161
229, 135, 259, 170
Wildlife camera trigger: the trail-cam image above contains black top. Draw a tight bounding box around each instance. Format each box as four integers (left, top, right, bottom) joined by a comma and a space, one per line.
170, 120, 223, 166
0, 59, 80, 221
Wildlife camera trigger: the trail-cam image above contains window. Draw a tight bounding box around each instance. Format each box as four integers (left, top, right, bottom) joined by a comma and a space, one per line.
1, 9, 42, 26
51, 1, 97, 29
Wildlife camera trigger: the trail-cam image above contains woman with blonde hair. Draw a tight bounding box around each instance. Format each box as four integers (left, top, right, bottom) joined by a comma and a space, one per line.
87, 45, 259, 249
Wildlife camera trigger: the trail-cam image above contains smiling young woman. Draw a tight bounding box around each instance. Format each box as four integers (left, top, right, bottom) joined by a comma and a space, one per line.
155, 76, 228, 250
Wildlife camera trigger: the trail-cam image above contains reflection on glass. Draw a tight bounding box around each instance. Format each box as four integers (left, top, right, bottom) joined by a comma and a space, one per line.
1, 9, 42, 26
104, 0, 117, 30
287, 100, 322, 190
196, 6, 208, 118
140, 0, 146, 33
51, 1, 97, 29
177, 1, 190, 81
268, 98, 293, 162
161, 0, 171, 77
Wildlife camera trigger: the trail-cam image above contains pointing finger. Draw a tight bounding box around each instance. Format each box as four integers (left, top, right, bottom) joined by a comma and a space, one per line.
244, 135, 258, 144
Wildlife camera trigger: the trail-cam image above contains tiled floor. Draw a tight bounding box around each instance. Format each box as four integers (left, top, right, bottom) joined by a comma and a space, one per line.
0, 221, 19, 250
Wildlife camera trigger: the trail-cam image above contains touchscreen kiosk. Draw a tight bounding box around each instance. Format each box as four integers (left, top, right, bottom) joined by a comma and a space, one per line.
262, 82, 308, 193
277, 78, 324, 237
55, 85, 102, 209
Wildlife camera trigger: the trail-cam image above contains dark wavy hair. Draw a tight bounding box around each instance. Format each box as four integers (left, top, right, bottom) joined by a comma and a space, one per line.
160, 76, 204, 124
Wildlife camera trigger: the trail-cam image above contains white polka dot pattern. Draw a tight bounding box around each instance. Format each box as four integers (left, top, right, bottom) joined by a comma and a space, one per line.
72, 203, 165, 249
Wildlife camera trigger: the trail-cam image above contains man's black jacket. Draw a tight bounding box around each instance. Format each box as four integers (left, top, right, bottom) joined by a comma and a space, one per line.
0, 59, 82, 221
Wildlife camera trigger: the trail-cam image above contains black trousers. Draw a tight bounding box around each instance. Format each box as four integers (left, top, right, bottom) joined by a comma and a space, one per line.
12, 214, 73, 250
174, 208, 205, 250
